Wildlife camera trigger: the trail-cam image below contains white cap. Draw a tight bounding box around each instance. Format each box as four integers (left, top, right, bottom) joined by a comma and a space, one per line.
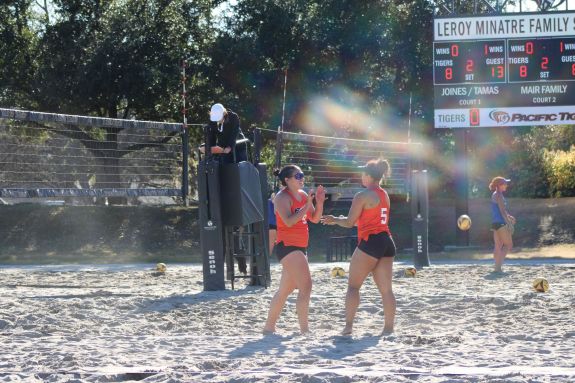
209, 103, 225, 122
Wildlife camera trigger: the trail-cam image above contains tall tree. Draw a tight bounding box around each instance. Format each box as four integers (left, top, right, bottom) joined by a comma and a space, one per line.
0, 1, 36, 107
206, 0, 435, 141
6, 0, 215, 202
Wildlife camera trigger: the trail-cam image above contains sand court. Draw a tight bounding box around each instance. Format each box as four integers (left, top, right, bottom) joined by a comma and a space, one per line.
1, 253, 574, 382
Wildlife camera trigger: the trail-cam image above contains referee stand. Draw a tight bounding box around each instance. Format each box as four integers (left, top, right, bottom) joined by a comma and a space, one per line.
411, 169, 430, 269
197, 127, 271, 291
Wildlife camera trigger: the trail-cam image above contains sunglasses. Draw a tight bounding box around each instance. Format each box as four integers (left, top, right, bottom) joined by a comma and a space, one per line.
293, 172, 305, 180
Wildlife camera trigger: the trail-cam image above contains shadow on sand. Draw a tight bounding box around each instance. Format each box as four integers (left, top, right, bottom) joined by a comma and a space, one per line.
308, 334, 382, 360
137, 285, 265, 313
228, 333, 292, 358
483, 271, 511, 280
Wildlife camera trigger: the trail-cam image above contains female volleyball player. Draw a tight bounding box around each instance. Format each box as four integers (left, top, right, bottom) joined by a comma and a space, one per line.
263, 165, 325, 335
489, 176, 515, 272
321, 159, 396, 336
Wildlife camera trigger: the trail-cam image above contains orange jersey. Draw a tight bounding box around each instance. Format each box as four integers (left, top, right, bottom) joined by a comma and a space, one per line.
275, 189, 309, 247
357, 187, 391, 242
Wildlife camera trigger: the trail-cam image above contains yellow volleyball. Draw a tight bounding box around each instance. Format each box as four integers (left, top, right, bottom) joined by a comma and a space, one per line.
404, 266, 417, 277
331, 267, 346, 278
156, 263, 167, 273
457, 215, 472, 231
532, 277, 549, 293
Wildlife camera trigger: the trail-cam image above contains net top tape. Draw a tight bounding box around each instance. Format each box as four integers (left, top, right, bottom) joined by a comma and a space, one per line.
271, 129, 423, 148
0, 188, 182, 198
0, 108, 182, 132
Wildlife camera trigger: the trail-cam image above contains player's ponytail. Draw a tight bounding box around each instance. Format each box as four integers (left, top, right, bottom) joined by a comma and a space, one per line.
376, 158, 391, 179
362, 158, 390, 182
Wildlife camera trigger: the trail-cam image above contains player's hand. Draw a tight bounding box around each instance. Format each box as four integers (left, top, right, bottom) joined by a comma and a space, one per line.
320, 215, 336, 225
315, 185, 326, 204
305, 189, 315, 209
508, 215, 516, 224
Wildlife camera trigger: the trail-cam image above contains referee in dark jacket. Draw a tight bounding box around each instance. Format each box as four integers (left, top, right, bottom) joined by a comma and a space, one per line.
202, 103, 248, 164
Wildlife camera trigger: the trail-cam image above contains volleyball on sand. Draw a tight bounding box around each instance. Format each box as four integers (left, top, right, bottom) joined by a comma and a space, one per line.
457, 214, 472, 231
532, 277, 549, 292
331, 267, 346, 278
404, 267, 417, 277
156, 263, 167, 273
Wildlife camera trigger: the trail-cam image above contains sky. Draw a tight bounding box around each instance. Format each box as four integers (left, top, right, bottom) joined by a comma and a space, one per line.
504, 0, 574, 12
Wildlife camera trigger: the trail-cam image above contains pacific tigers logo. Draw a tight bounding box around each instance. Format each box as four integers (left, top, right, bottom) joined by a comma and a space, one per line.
489, 110, 510, 124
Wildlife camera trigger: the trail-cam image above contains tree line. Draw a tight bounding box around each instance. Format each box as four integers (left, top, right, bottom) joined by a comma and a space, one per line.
1, 0, 574, 198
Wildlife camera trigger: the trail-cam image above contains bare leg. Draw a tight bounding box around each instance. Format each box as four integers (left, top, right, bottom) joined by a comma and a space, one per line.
372, 257, 396, 335
268, 229, 277, 256
263, 266, 296, 334
495, 226, 513, 272
493, 230, 503, 272
289, 252, 313, 334
263, 251, 312, 334
342, 248, 377, 335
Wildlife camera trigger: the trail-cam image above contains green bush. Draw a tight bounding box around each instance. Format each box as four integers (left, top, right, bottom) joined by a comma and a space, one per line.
544, 146, 575, 197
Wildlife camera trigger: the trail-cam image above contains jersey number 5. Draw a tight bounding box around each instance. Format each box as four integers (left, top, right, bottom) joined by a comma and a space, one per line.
380, 208, 388, 225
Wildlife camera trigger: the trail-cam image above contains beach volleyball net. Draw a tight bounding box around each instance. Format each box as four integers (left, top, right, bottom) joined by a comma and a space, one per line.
265, 129, 422, 201
262, 128, 429, 265
0, 108, 188, 204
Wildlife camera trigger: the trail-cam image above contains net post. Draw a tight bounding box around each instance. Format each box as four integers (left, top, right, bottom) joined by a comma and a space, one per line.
181, 59, 189, 206
181, 125, 189, 206
274, 127, 283, 190
198, 122, 226, 290
198, 159, 226, 291
412, 169, 430, 269
455, 130, 469, 246
255, 162, 271, 287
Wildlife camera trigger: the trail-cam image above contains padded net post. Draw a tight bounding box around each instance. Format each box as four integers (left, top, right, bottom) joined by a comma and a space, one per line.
412, 170, 430, 268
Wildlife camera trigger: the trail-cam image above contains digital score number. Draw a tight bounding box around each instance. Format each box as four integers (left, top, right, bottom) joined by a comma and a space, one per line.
434, 40, 506, 84
434, 37, 575, 85
508, 38, 575, 82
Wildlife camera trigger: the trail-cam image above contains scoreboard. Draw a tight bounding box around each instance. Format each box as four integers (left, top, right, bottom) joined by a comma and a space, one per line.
434, 12, 575, 128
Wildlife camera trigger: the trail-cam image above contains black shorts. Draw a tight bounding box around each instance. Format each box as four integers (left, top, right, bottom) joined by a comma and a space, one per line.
269, 224, 277, 230
357, 231, 396, 259
274, 241, 307, 262
491, 222, 506, 231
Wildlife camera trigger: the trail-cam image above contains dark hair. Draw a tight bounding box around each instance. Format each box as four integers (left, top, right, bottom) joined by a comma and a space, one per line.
362, 158, 391, 182
274, 164, 300, 186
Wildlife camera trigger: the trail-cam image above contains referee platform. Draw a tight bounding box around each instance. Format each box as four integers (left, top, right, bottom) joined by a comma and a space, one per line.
197, 127, 271, 290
